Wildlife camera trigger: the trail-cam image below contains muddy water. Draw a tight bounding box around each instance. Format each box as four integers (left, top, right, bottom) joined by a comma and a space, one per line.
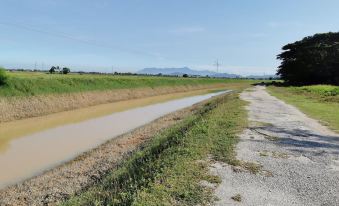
0, 88, 221, 151
0, 91, 227, 189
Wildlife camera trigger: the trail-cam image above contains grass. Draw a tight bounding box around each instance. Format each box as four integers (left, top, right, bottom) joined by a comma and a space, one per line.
0, 71, 254, 97
61, 92, 247, 206
267, 85, 339, 132
231, 194, 242, 202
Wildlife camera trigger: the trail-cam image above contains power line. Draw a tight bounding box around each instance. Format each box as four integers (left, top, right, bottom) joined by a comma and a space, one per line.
0, 21, 161, 59
214, 59, 220, 73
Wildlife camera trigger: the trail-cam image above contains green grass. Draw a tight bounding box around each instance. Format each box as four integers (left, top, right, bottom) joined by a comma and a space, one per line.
267, 85, 339, 132
61, 92, 247, 206
0, 71, 252, 97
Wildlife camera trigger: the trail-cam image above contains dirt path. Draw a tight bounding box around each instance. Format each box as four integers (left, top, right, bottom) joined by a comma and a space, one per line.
211, 86, 339, 206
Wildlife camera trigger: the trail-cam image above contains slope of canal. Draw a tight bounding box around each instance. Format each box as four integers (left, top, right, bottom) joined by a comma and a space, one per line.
0, 90, 228, 189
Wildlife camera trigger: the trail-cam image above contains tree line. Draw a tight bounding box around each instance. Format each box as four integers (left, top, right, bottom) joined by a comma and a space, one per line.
49, 66, 71, 74
277, 32, 339, 85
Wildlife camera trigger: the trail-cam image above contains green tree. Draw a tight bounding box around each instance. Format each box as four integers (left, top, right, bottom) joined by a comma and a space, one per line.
49, 66, 56, 74
62, 67, 71, 74
0, 67, 8, 86
277, 32, 339, 85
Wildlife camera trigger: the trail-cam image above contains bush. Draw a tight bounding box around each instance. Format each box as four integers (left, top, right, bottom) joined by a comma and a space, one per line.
62, 67, 70, 74
0, 68, 8, 86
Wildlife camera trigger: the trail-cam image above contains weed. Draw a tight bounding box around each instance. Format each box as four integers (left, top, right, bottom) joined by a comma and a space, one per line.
241, 161, 262, 174
61, 92, 248, 206
259, 150, 269, 157
231, 194, 242, 202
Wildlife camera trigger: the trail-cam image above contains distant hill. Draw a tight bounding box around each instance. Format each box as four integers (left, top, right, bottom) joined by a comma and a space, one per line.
137, 67, 241, 78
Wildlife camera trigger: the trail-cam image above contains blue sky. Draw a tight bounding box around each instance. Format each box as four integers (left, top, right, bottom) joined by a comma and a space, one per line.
0, 0, 338, 75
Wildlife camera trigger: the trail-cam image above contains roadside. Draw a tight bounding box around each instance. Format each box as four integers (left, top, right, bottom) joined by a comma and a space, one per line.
212, 86, 339, 205
267, 85, 339, 132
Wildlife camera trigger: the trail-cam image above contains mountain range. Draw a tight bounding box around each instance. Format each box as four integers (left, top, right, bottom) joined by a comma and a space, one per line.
137, 67, 241, 78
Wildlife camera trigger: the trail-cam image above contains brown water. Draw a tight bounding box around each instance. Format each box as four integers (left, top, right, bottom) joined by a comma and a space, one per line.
0, 88, 220, 151
0, 90, 227, 189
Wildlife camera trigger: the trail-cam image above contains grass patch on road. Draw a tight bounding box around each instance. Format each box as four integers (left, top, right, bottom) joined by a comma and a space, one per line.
61, 92, 247, 206
267, 85, 339, 132
0, 71, 253, 97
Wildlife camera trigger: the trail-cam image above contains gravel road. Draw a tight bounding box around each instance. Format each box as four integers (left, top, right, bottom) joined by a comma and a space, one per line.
211, 86, 339, 206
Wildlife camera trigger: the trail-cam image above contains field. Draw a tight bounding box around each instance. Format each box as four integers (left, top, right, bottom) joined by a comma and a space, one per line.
0, 71, 251, 97
0, 71, 256, 123
267, 85, 339, 132
61, 92, 247, 206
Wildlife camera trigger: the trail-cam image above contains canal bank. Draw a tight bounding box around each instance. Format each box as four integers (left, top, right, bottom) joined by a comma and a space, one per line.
0, 90, 230, 205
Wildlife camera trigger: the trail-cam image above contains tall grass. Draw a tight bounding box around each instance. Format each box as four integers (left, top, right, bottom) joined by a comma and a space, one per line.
61, 93, 247, 206
288, 85, 339, 100
0, 68, 8, 86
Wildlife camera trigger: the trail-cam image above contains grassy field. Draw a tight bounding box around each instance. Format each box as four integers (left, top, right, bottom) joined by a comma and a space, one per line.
61, 92, 247, 206
267, 85, 339, 132
0, 71, 252, 97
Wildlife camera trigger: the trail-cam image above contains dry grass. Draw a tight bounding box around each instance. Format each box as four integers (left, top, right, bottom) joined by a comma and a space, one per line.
0, 84, 224, 123
231, 194, 242, 202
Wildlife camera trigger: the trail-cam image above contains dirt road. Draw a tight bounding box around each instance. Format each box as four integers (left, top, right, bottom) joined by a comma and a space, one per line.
212, 86, 339, 206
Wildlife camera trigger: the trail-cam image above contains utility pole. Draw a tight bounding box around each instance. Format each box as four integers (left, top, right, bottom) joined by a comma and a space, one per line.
214, 59, 220, 73
34, 61, 37, 71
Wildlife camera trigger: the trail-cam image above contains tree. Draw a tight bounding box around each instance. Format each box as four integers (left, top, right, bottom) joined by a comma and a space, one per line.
49, 66, 56, 74
62, 67, 71, 74
183, 74, 189, 78
277, 32, 339, 85
0, 67, 8, 86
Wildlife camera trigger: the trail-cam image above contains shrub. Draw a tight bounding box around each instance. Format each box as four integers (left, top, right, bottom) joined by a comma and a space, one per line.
62, 67, 70, 74
0, 68, 8, 86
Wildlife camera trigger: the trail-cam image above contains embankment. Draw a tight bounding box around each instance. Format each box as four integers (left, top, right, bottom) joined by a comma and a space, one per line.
0, 84, 225, 123
0, 91, 232, 206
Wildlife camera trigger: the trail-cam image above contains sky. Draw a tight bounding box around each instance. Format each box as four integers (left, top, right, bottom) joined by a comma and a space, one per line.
0, 0, 338, 75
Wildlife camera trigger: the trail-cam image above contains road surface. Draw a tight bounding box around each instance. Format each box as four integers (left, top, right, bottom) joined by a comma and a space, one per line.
212, 86, 339, 206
